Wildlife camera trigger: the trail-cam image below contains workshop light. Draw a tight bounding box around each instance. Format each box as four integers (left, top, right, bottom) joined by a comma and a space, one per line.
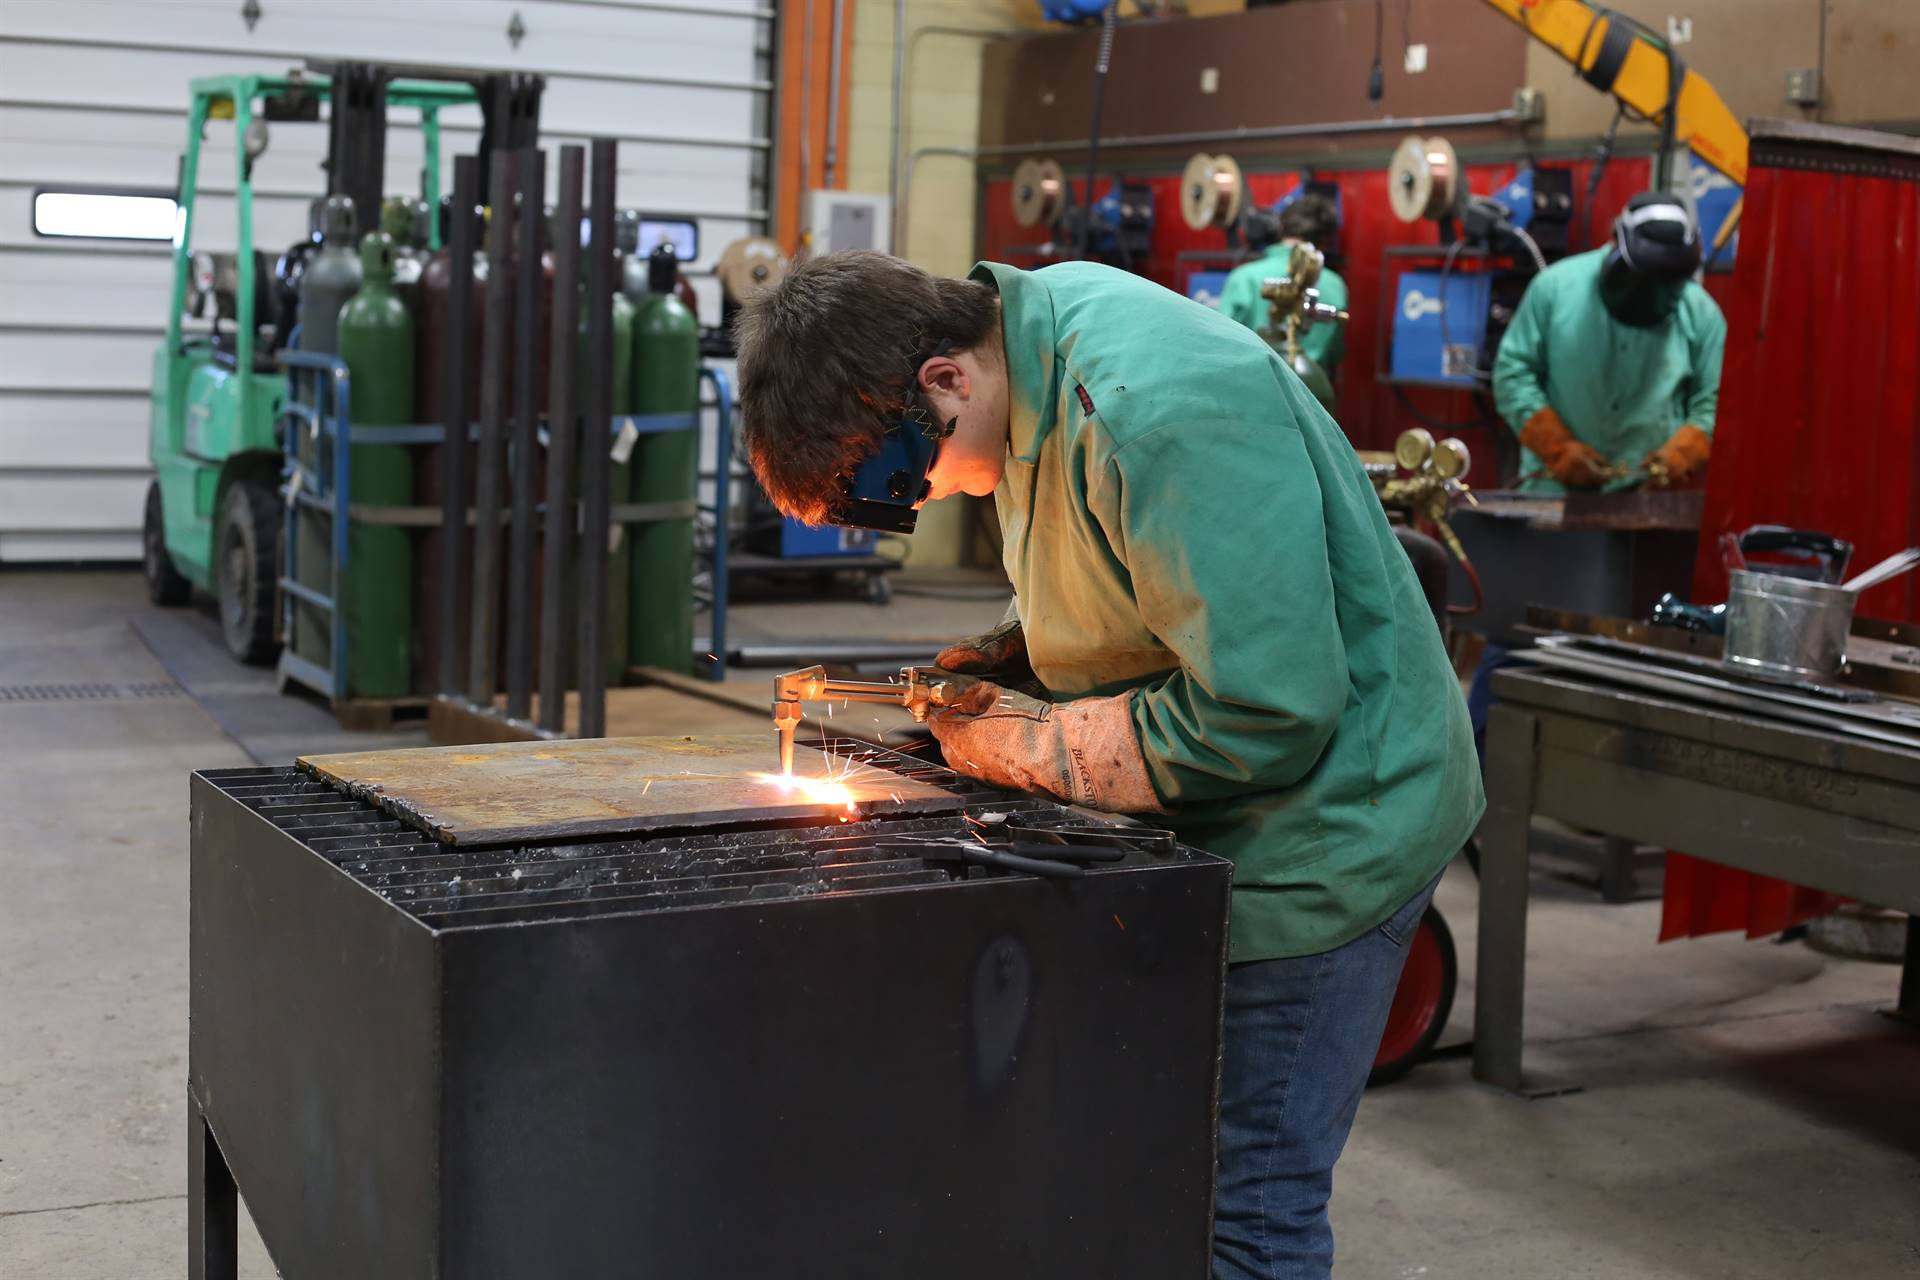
33, 189, 178, 241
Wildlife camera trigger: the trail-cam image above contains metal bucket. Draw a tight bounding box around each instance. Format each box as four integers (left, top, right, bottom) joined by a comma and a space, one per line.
1722, 569, 1855, 680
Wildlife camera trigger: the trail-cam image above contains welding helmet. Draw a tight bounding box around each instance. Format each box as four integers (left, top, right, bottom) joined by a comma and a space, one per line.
1242, 205, 1282, 253
1599, 193, 1700, 326
830, 366, 957, 534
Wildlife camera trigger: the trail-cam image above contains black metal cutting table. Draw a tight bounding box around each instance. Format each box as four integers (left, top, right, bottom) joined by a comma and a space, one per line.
188, 738, 1231, 1279
1477, 667, 1920, 1097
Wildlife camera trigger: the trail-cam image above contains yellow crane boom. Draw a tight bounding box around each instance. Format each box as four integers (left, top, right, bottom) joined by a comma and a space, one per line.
1480, 0, 1748, 186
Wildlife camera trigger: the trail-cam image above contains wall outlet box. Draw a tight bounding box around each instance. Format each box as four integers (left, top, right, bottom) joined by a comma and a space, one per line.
1666, 16, 1693, 45
1785, 67, 1821, 106
1404, 43, 1428, 74
1199, 67, 1219, 94
801, 190, 892, 255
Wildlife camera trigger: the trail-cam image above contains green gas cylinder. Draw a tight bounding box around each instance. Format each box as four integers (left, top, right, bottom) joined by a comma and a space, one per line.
576, 274, 637, 685
628, 245, 701, 674
335, 231, 415, 698
379, 195, 428, 315
1274, 339, 1338, 416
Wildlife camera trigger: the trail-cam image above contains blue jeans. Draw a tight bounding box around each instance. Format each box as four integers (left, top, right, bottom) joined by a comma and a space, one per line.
1467, 641, 1515, 765
1213, 875, 1440, 1280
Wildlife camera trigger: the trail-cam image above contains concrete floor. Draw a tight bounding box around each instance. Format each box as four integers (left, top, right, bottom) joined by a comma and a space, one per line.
2, 570, 1916, 1278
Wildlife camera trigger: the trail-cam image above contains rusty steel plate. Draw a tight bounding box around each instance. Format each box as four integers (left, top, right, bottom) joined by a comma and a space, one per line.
298, 735, 964, 846
1470, 489, 1705, 532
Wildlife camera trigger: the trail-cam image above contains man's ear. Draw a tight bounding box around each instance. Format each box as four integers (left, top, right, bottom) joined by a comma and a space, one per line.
917, 355, 969, 400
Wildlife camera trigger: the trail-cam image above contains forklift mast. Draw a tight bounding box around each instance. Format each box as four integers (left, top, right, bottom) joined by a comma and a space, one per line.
310, 60, 545, 230
324, 63, 388, 242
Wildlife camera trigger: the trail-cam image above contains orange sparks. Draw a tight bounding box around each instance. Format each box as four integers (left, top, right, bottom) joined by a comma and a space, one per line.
1112, 914, 1126, 931
754, 771, 861, 817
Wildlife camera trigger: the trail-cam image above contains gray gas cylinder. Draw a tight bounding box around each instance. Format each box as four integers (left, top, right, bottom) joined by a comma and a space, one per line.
297, 194, 362, 354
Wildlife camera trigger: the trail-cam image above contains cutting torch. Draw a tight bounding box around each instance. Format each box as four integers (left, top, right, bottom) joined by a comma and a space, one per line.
771, 665, 977, 776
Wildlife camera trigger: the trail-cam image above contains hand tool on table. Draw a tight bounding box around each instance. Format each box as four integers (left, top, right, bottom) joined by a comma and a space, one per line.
771, 665, 980, 776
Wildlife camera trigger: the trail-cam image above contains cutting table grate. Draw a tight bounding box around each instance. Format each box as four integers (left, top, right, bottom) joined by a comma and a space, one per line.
204, 739, 1184, 929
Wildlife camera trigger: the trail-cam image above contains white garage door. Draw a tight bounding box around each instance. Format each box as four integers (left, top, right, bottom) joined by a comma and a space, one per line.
0, 0, 771, 561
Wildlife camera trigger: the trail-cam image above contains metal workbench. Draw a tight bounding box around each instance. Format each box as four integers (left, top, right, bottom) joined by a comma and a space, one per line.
1476, 666, 1920, 1097
1449, 490, 1703, 646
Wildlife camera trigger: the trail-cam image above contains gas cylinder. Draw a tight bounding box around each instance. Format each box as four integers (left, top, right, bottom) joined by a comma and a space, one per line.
297, 195, 360, 353
291, 195, 363, 669
628, 244, 701, 674
1273, 340, 1337, 415
414, 202, 487, 423
335, 231, 416, 699
577, 261, 638, 683
381, 195, 429, 315
616, 209, 648, 304
412, 200, 487, 692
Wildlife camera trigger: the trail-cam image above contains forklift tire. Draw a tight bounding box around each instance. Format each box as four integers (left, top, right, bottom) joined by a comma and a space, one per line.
218, 479, 280, 666
142, 482, 191, 607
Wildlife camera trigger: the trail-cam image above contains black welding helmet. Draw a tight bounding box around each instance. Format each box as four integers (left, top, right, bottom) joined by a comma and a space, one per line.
1242, 205, 1282, 253
830, 386, 956, 534
1599, 193, 1701, 326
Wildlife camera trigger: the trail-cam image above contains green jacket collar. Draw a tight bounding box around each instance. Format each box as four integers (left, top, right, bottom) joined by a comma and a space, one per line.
970, 261, 1059, 463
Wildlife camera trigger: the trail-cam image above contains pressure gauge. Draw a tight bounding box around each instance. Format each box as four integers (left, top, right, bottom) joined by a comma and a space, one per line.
1394, 427, 1436, 471
1432, 437, 1471, 480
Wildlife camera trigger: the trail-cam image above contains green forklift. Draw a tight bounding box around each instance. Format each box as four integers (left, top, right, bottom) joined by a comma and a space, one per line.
142, 63, 538, 667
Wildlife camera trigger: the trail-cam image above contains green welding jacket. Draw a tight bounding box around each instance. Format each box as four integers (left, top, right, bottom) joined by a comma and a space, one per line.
1492, 247, 1726, 493
972, 260, 1483, 963
1216, 243, 1348, 370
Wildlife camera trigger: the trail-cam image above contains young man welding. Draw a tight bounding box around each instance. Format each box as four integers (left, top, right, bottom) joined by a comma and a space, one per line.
734, 251, 1482, 1280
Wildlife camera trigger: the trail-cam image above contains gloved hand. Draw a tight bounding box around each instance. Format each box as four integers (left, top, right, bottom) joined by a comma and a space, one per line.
1520, 407, 1610, 489
934, 619, 1047, 700
1644, 424, 1712, 488
928, 681, 1168, 815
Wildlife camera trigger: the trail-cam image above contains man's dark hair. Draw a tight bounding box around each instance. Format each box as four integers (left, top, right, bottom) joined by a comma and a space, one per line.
733, 251, 1000, 524
1277, 193, 1338, 252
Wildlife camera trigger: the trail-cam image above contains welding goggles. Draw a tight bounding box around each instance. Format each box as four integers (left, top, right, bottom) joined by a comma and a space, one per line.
829, 391, 956, 533
828, 341, 960, 533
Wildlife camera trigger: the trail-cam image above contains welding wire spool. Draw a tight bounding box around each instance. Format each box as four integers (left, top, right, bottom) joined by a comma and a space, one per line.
1179, 151, 1245, 231
715, 236, 789, 303
1388, 135, 1460, 224
1010, 157, 1066, 229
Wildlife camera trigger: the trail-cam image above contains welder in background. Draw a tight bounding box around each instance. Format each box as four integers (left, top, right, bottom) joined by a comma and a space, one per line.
1492, 192, 1726, 493
1216, 192, 1348, 373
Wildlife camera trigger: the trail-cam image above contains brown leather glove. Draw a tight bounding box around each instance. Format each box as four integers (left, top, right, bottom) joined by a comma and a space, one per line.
1519, 407, 1609, 489
934, 619, 1047, 700
928, 682, 1168, 815
1645, 424, 1712, 488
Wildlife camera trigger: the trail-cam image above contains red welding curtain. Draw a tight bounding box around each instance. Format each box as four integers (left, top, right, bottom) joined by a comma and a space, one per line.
1664, 128, 1920, 943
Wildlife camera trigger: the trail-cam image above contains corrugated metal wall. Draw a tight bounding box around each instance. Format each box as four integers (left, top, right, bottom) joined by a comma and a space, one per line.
0, 0, 772, 562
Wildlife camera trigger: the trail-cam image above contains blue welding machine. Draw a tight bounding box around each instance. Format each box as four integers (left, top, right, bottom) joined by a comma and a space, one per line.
778, 519, 876, 557
1389, 270, 1492, 387
1187, 270, 1228, 309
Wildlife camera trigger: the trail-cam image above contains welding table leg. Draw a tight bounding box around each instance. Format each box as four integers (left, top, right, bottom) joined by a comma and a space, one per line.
1473, 704, 1582, 1099
188, 1093, 237, 1280
1599, 835, 1639, 904
1892, 915, 1920, 1030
